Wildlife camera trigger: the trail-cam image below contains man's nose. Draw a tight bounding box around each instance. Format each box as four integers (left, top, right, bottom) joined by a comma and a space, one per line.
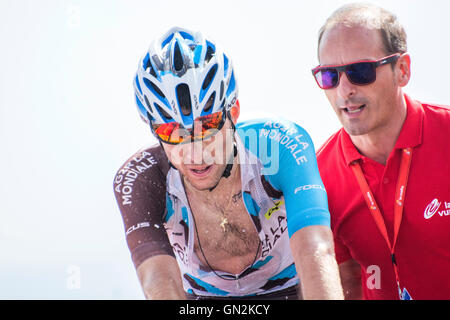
336, 72, 356, 99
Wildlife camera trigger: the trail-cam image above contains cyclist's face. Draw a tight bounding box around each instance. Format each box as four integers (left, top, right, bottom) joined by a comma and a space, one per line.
162, 109, 239, 191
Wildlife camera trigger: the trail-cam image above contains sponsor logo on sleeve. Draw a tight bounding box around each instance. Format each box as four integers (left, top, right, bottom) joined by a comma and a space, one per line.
294, 184, 326, 194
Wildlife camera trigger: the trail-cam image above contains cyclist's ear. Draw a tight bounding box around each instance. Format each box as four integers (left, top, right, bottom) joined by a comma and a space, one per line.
229, 100, 240, 123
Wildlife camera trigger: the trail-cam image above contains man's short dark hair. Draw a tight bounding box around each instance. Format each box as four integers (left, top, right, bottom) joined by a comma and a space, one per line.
317, 3, 407, 59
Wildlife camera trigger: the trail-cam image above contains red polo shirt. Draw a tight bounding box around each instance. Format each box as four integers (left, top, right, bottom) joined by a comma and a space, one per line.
317, 94, 450, 300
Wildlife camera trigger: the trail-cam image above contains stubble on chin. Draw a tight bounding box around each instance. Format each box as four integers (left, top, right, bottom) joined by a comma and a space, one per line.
342, 121, 369, 136
182, 165, 224, 191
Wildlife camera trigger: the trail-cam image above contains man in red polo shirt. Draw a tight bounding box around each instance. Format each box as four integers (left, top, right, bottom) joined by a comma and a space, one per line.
312, 3, 450, 299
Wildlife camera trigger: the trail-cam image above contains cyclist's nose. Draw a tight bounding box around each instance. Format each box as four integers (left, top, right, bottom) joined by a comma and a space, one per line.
183, 140, 205, 165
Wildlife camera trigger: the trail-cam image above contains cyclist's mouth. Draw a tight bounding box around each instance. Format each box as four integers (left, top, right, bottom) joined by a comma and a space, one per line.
189, 165, 213, 177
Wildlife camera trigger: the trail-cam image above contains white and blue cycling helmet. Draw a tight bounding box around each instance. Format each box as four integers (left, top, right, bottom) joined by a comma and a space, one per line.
133, 27, 238, 127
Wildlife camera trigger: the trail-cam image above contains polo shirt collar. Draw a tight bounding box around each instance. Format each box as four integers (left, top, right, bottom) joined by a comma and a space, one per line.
340, 93, 424, 166
395, 94, 424, 149
340, 130, 362, 166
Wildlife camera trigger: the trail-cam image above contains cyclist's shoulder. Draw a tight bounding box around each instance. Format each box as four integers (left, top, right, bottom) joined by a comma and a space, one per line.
113, 143, 169, 189
236, 117, 311, 146
236, 117, 317, 179
236, 117, 308, 132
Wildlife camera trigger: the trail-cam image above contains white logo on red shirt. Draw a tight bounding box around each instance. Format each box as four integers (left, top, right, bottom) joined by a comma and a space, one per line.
424, 199, 450, 219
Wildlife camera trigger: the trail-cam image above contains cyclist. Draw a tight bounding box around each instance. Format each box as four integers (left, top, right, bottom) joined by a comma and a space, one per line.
113, 27, 343, 300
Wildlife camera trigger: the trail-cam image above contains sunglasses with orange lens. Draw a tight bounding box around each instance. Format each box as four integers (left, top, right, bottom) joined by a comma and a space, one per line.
151, 109, 227, 145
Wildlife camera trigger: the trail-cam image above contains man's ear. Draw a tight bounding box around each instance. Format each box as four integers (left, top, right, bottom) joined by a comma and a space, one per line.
396, 53, 411, 87
229, 100, 240, 123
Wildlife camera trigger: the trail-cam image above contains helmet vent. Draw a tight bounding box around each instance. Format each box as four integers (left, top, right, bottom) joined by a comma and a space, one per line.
145, 58, 157, 78
176, 83, 192, 116
205, 44, 215, 63
219, 80, 224, 101
223, 54, 229, 77
143, 78, 166, 99
155, 103, 172, 120
202, 64, 218, 91
143, 95, 153, 113
173, 41, 184, 72
203, 91, 216, 113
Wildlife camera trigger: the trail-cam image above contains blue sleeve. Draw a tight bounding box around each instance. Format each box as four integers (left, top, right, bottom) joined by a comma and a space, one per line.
254, 119, 331, 237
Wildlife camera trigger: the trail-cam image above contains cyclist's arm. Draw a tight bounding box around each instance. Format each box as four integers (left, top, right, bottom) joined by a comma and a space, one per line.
137, 255, 186, 300
290, 225, 343, 299
262, 120, 343, 299
113, 145, 185, 299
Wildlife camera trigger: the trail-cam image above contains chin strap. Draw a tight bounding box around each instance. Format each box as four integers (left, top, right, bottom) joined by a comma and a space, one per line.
221, 142, 238, 178
159, 141, 177, 170
209, 141, 237, 192
221, 108, 238, 179
208, 108, 238, 191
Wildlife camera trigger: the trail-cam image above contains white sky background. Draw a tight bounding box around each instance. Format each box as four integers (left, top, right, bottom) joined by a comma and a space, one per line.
0, 0, 449, 299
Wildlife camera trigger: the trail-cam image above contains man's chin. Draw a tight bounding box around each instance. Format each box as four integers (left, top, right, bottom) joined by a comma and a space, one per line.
342, 122, 371, 136
183, 165, 223, 191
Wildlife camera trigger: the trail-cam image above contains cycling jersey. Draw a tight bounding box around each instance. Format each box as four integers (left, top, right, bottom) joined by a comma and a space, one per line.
113, 118, 331, 298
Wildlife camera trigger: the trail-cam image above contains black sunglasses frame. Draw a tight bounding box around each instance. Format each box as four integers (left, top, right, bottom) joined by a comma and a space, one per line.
311, 53, 401, 90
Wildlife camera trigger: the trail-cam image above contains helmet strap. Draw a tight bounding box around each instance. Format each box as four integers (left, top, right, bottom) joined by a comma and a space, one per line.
208, 141, 237, 192
208, 111, 238, 191
158, 140, 178, 170
221, 141, 238, 178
